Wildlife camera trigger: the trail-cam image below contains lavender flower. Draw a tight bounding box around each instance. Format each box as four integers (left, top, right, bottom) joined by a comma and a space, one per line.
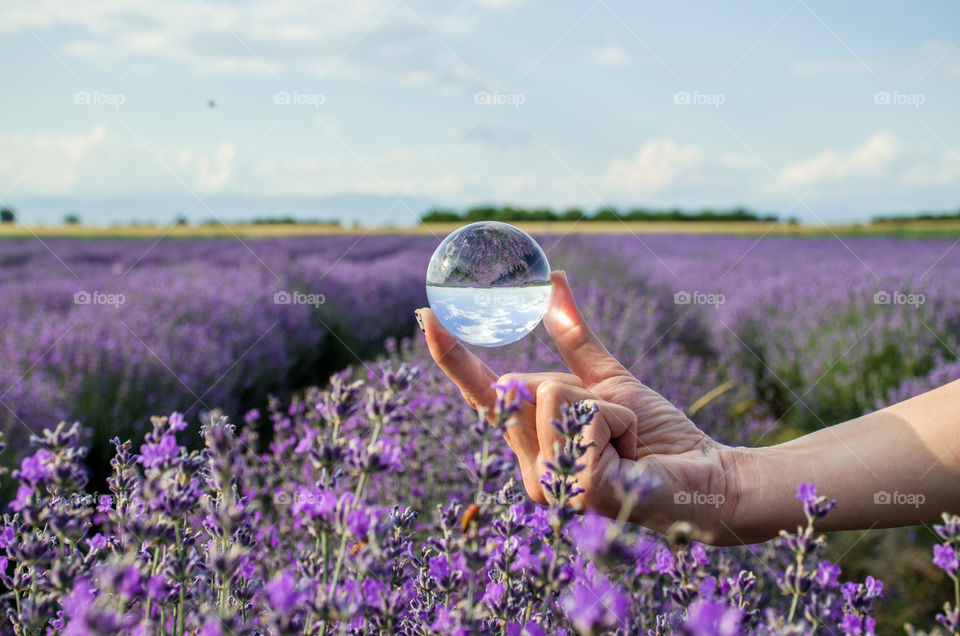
795, 482, 837, 520
492, 377, 533, 424
682, 598, 743, 636
560, 561, 630, 634
934, 544, 959, 575
935, 513, 960, 543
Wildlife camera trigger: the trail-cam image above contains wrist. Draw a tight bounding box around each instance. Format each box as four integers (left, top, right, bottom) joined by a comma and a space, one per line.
724, 443, 802, 544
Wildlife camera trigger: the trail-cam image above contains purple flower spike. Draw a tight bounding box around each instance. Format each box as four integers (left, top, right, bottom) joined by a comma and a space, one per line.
266, 569, 301, 616
561, 561, 630, 633
87, 533, 107, 551
682, 598, 743, 636
934, 513, 960, 542
933, 544, 959, 574
795, 483, 818, 505
493, 377, 533, 421
795, 482, 837, 520
840, 613, 863, 635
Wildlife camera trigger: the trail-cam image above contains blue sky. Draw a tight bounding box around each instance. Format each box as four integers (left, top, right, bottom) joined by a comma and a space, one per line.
1, 0, 958, 225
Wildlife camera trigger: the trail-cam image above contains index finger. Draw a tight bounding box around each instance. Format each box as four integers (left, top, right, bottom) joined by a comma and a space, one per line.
542, 271, 631, 388
418, 307, 498, 412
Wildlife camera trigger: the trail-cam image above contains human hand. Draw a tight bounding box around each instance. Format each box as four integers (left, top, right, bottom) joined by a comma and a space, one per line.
418, 270, 744, 544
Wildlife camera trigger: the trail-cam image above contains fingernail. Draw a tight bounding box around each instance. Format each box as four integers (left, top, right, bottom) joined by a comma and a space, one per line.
414, 309, 425, 334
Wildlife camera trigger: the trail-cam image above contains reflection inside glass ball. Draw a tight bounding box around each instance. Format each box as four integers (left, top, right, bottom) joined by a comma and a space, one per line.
426, 221, 552, 347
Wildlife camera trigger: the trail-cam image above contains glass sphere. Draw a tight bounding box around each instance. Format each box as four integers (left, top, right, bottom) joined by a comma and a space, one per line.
426, 221, 552, 347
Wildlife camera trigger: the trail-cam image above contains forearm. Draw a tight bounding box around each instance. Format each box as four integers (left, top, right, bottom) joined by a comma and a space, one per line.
731, 379, 960, 543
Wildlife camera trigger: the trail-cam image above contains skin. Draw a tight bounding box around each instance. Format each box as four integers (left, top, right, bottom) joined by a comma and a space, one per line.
419, 270, 960, 546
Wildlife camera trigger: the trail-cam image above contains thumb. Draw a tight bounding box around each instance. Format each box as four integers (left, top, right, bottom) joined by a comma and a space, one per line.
543, 271, 630, 389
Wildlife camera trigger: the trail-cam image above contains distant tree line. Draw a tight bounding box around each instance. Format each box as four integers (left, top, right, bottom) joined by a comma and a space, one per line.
192, 217, 341, 226
249, 217, 340, 226
873, 209, 960, 222
420, 205, 781, 224
0, 208, 83, 225
0, 207, 344, 227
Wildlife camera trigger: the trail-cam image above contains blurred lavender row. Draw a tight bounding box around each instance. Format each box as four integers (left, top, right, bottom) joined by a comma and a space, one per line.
0, 236, 432, 471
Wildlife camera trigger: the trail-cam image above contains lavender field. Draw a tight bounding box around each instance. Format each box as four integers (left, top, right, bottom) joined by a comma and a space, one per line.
0, 236, 429, 475
2, 233, 958, 634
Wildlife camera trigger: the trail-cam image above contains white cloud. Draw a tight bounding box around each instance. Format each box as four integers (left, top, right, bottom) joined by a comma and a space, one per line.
0, 125, 249, 196
0, 0, 481, 90
244, 143, 467, 198
0, 125, 106, 192
167, 144, 245, 192
604, 139, 705, 193
193, 144, 236, 192
780, 131, 898, 187
901, 147, 960, 186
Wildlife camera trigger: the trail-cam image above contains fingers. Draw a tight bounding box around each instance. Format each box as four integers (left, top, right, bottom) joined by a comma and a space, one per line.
533, 381, 639, 515
495, 372, 585, 505
419, 307, 498, 412
497, 371, 584, 397
542, 271, 632, 389
533, 382, 639, 470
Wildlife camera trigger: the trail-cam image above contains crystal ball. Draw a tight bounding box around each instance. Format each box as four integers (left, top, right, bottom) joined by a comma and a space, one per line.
426, 221, 552, 347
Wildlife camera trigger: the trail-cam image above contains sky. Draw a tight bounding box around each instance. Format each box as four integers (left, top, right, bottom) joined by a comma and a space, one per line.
1, 0, 959, 226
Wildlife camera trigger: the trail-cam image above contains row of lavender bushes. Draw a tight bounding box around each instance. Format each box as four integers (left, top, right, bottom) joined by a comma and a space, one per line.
0, 236, 433, 477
